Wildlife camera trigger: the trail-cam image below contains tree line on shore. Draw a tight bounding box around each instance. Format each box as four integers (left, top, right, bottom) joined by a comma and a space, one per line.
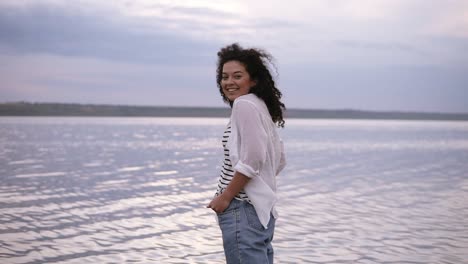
1, 102, 467, 121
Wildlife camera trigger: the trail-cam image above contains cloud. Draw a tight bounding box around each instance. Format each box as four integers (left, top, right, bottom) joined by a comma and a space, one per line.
0, 3, 220, 65
4, 1, 466, 68
335, 40, 418, 53
1, 0, 467, 112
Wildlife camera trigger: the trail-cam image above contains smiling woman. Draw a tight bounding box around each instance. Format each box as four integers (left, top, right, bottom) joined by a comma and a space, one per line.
207, 43, 286, 263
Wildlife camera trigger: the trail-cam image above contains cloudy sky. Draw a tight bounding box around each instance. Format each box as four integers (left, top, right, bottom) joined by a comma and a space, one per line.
1, 0, 467, 113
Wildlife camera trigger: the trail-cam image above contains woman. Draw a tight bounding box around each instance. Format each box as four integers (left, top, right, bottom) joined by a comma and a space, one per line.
207, 43, 286, 263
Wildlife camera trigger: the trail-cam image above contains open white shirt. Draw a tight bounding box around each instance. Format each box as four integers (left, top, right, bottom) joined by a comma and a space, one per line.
226, 94, 286, 228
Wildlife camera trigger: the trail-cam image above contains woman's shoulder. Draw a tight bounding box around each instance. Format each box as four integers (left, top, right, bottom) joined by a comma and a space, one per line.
233, 94, 264, 109
232, 94, 270, 119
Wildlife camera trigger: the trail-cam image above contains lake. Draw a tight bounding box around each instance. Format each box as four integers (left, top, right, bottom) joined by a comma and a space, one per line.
1, 117, 467, 264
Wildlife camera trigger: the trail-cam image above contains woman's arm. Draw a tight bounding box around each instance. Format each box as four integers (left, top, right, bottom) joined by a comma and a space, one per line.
207, 171, 250, 213
207, 99, 266, 213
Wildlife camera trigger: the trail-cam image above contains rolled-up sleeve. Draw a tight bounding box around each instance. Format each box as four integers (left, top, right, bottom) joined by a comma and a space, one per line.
231, 100, 268, 178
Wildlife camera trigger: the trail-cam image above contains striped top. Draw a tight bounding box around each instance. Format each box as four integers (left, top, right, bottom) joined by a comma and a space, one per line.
215, 124, 250, 202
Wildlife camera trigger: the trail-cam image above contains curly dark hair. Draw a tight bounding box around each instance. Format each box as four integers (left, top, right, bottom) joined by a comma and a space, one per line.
216, 43, 286, 127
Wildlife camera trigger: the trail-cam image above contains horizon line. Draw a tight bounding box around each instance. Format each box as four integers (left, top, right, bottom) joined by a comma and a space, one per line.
2, 100, 468, 115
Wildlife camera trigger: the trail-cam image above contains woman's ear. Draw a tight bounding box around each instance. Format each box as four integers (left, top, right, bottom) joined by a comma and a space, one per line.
250, 78, 258, 88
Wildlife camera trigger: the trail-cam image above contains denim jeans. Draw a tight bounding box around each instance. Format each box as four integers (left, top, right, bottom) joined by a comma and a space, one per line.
217, 199, 275, 264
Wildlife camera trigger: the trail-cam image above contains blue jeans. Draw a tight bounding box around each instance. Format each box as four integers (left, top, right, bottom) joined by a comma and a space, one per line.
217, 199, 275, 264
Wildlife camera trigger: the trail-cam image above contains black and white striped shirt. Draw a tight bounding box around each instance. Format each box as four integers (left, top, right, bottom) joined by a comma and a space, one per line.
215, 124, 250, 202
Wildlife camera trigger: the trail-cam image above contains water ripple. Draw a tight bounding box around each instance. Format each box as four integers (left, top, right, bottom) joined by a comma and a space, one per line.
1, 117, 467, 263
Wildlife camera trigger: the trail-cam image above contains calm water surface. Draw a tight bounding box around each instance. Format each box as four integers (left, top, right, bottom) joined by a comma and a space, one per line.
1, 117, 467, 264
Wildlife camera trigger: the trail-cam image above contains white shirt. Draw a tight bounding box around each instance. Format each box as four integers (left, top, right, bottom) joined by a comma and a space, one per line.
226, 93, 286, 228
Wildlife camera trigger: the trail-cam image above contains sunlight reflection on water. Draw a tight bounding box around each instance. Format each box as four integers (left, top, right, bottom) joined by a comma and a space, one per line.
1, 117, 468, 263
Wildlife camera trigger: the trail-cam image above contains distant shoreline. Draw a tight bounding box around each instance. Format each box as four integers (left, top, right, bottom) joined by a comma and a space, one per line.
1, 102, 468, 121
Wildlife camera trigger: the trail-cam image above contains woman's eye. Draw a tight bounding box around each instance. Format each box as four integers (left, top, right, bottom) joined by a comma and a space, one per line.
234, 75, 242, 79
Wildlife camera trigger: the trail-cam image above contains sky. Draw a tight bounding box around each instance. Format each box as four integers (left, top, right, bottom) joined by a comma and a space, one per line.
0, 0, 467, 113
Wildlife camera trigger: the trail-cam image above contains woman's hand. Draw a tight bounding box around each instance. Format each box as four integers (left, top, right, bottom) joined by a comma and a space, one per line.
207, 194, 231, 214
207, 172, 251, 213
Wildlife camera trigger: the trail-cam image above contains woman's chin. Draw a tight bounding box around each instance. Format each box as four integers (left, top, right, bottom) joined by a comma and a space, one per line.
225, 95, 237, 101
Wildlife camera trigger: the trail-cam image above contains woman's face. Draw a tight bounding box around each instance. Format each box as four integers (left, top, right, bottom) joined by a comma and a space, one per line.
221, 60, 256, 102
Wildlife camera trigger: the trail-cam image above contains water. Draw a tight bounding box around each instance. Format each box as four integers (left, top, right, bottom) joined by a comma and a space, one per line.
1, 117, 467, 264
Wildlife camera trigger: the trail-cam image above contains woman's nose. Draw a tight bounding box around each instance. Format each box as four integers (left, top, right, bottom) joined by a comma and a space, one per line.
225, 77, 234, 84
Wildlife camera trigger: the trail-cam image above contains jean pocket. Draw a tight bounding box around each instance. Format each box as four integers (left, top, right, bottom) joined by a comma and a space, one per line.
217, 207, 233, 216
216, 199, 238, 216
244, 203, 264, 230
